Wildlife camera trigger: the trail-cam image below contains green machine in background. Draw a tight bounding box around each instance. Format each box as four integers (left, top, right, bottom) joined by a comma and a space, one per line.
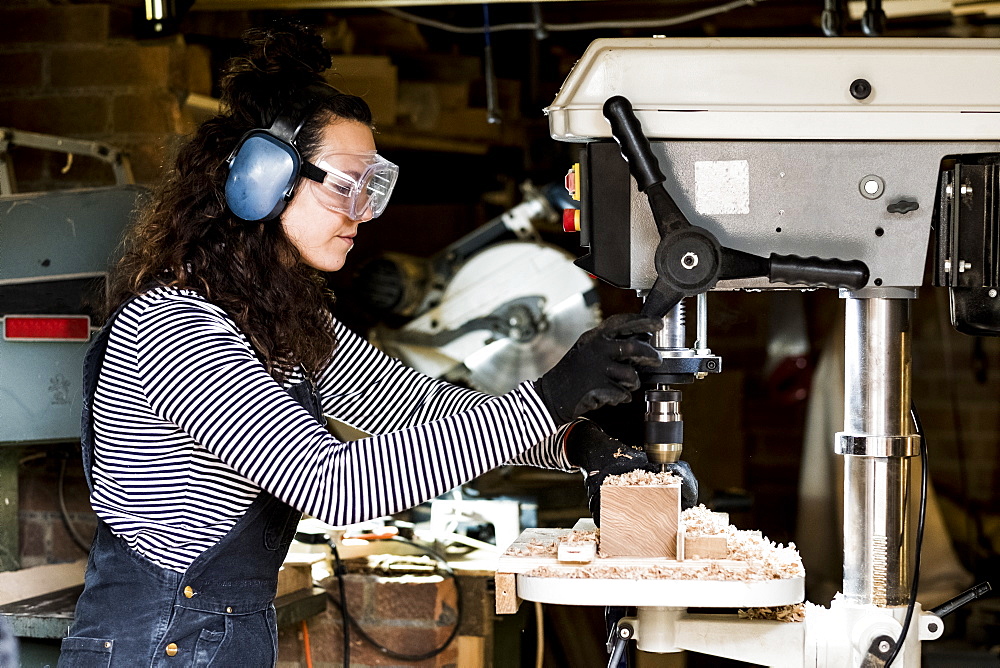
0, 128, 145, 572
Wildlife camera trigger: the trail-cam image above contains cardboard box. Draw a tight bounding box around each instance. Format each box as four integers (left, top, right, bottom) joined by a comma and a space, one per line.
326, 55, 398, 127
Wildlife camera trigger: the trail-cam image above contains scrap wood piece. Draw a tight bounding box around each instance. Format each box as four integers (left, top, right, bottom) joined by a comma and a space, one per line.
557, 541, 597, 563
494, 572, 521, 614
684, 534, 729, 560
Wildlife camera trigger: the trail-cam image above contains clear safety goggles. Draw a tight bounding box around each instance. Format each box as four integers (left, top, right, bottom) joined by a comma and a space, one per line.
300, 151, 399, 221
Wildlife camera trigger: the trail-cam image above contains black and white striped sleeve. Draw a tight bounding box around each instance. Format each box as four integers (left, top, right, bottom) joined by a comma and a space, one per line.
136, 298, 572, 527
317, 319, 575, 471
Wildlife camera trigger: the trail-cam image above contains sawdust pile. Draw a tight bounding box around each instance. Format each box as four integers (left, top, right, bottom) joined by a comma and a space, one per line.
681, 505, 804, 579
560, 530, 598, 545
681, 504, 731, 537
738, 603, 806, 623
504, 538, 558, 558
602, 470, 681, 486
504, 530, 600, 558
527, 560, 791, 581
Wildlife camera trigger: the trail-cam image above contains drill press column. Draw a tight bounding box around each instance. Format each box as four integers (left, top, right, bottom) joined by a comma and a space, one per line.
839, 296, 919, 607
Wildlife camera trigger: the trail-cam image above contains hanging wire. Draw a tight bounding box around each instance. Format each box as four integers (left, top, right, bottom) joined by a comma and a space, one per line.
328, 537, 463, 662
59, 458, 92, 553
882, 402, 929, 666
382, 0, 768, 35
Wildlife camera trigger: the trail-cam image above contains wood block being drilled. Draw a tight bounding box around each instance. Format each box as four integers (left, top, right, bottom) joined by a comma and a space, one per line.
599, 484, 680, 558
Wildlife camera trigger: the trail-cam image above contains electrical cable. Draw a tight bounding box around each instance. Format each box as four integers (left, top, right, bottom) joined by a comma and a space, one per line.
534, 601, 544, 668
59, 458, 91, 553
330, 542, 351, 668
300, 620, 313, 668
883, 401, 929, 667
327, 537, 463, 662
382, 0, 767, 35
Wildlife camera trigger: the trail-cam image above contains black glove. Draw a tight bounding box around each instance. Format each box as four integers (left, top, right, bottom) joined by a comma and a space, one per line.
535, 313, 663, 425
663, 460, 699, 511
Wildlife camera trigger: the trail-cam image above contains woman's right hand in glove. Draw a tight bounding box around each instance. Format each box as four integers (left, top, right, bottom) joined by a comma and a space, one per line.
534, 313, 663, 425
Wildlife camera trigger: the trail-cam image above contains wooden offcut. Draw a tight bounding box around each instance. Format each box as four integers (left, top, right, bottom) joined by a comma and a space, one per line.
684, 535, 729, 560
599, 483, 681, 558
494, 572, 521, 614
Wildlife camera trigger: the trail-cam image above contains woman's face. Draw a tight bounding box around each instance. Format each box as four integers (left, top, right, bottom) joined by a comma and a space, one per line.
281, 119, 377, 272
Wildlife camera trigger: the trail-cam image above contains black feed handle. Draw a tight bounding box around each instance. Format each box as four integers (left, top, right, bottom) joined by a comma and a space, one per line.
603, 96, 666, 192
770, 253, 870, 290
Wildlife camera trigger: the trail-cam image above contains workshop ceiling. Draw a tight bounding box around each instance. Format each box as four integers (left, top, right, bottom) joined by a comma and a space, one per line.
139, 0, 1000, 39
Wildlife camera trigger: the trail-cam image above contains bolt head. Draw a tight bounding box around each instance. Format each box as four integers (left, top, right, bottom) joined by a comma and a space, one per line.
878, 640, 891, 653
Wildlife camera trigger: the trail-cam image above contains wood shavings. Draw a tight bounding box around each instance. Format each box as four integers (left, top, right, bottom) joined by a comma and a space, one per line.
681, 504, 731, 537
558, 530, 598, 546
526, 560, 781, 581
680, 504, 805, 580
738, 603, 806, 623
602, 470, 681, 486
504, 538, 558, 558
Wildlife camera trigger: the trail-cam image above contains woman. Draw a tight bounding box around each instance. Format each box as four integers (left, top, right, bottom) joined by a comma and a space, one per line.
58, 24, 688, 667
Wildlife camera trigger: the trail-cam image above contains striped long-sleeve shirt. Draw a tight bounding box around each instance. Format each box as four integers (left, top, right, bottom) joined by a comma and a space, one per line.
91, 286, 574, 573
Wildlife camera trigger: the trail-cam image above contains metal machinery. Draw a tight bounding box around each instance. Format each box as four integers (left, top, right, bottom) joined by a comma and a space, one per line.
532, 38, 1000, 666
0, 128, 143, 570
363, 183, 600, 395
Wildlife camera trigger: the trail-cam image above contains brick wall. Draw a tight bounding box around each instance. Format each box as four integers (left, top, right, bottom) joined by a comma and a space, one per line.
0, 3, 194, 190
276, 569, 489, 667
17, 446, 94, 569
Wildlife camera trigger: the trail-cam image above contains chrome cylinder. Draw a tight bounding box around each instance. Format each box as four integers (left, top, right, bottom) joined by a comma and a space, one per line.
645, 386, 683, 465
654, 300, 686, 350
841, 297, 915, 607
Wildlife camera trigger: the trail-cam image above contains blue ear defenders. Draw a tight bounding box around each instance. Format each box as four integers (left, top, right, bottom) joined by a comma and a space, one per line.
224, 83, 340, 222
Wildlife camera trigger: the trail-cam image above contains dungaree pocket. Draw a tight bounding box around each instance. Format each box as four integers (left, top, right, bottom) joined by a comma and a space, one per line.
153, 609, 227, 667
58, 637, 113, 668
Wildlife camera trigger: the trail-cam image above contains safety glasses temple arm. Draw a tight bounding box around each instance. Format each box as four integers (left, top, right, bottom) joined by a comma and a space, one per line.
299, 160, 327, 184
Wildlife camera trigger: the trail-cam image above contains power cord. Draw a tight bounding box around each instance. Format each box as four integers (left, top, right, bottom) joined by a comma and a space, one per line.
328, 536, 463, 662
883, 401, 929, 667
381, 0, 768, 34
330, 542, 351, 668
59, 456, 91, 553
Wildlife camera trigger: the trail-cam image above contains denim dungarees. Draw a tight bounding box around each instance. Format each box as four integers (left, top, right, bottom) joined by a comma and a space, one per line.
58, 299, 322, 667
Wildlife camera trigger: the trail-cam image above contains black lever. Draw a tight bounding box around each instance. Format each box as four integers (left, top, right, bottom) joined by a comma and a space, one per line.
931, 581, 992, 618
602, 96, 870, 319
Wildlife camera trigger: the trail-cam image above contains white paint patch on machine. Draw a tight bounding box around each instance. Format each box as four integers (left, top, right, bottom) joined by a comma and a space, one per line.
695, 160, 750, 215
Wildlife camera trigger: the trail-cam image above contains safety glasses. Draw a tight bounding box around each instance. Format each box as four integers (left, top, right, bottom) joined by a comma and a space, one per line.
300, 151, 399, 221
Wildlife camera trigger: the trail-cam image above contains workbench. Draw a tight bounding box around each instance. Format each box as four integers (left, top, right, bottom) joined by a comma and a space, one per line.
0, 583, 327, 667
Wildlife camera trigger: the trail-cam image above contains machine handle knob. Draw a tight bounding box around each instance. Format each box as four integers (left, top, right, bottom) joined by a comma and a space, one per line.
602, 96, 666, 192
769, 253, 870, 290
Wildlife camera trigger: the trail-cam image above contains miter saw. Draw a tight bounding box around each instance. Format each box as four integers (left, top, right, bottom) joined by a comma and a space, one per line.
509, 37, 999, 667
362, 183, 600, 395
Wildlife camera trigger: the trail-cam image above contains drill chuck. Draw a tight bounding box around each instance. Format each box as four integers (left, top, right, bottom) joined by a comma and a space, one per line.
645, 388, 683, 464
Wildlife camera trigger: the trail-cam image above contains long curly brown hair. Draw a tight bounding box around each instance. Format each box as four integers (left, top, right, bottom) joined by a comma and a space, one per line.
107, 24, 372, 381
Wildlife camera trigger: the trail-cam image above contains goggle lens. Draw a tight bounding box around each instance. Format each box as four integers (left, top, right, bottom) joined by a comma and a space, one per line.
309, 152, 398, 220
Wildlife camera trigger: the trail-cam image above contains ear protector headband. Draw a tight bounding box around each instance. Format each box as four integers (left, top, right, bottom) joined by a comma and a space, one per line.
224, 83, 341, 222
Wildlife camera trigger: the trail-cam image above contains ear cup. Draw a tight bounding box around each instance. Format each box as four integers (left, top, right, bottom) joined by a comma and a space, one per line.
225, 132, 301, 221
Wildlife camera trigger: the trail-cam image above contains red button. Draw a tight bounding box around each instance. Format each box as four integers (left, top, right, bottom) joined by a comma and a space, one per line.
562, 209, 580, 232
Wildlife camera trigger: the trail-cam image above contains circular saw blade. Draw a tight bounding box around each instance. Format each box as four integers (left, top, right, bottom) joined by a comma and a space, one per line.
464, 292, 599, 395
